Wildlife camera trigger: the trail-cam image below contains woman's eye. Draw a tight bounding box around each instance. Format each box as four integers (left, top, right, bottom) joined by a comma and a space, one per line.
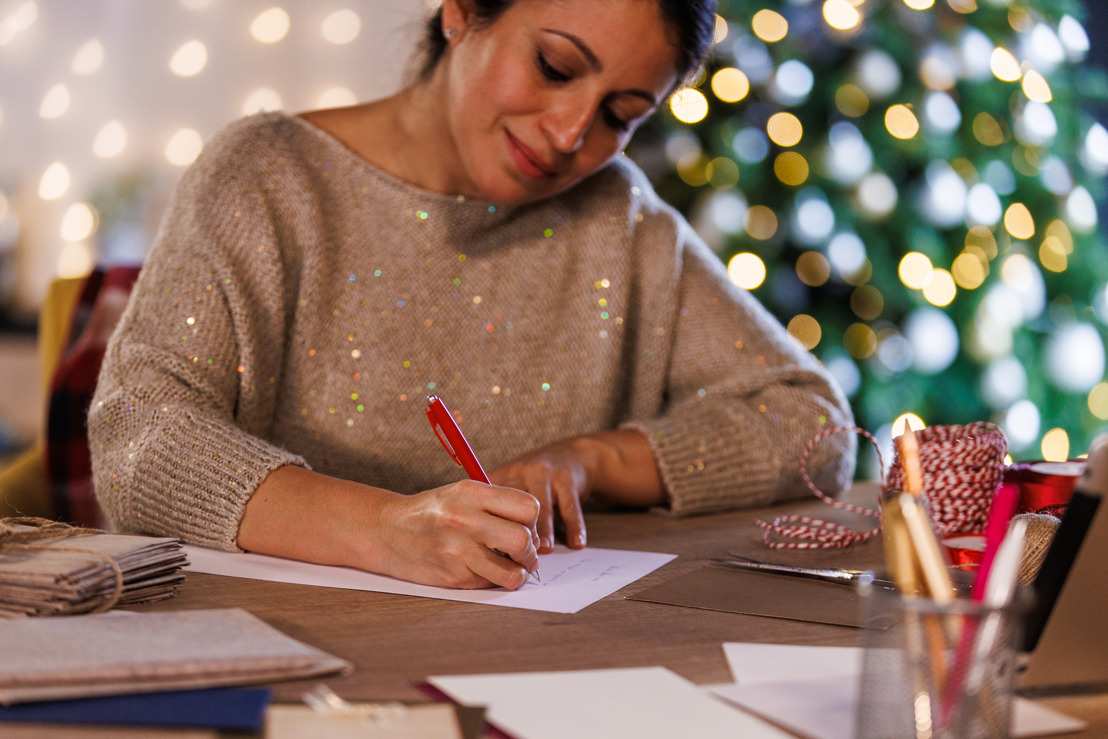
603, 108, 631, 133
536, 51, 570, 83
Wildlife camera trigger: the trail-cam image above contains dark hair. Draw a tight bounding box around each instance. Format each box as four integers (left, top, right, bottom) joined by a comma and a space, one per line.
416, 0, 718, 85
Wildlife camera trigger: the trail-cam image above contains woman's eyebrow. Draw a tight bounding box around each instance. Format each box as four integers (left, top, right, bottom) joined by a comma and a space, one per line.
541, 28, 660, 106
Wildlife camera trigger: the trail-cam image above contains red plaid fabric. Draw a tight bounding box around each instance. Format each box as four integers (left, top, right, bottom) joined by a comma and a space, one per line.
45, 265, 140, 527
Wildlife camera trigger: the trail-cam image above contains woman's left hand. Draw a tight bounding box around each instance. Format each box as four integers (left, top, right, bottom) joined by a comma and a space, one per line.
488, 430, 667, 553
488, 440, 592, 553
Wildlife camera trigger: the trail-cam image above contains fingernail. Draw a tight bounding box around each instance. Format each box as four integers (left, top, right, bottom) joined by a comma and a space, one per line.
574, 533, 586, 548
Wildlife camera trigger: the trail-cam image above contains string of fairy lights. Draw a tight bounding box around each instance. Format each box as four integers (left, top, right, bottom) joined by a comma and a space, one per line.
636, 0, 1108, 467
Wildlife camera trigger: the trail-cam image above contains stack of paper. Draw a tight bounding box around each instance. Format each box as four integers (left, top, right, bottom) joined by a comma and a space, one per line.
0, 525, 187, 617
0, 608, 352, 705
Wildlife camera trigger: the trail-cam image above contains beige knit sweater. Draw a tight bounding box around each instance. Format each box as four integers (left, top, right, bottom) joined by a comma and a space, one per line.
89, 112, 856, 550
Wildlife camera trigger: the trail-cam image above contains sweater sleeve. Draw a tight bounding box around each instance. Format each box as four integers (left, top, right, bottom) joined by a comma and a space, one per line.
622, 221, 857, 516
89, 118, 308, 550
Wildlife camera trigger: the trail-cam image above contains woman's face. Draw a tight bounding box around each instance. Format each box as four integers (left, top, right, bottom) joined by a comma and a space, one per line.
440, 0, 681, 205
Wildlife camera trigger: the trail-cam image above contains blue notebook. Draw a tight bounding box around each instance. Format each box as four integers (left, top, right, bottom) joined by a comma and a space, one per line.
0, 687, 271, 731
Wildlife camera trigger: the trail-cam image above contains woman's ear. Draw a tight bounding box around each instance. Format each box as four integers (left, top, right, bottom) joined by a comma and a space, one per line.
440, 0, 473, 43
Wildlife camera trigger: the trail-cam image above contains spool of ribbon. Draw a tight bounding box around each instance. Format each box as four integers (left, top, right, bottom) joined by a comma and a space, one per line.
1003, 460, 1085, 517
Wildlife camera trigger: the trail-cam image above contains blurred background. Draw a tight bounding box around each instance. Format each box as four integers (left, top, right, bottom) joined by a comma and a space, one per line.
0, 0, 1105, 480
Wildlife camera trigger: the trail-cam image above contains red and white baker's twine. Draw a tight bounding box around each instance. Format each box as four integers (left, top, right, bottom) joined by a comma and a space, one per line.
885, 421, 1007, 536
756, 422, 1007, 549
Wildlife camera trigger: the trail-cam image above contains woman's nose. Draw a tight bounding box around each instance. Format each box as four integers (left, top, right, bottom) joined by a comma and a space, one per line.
542, 101, 595, 154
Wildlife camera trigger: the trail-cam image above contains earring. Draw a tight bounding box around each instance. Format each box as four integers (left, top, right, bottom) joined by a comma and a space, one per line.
443, 26, 457, 41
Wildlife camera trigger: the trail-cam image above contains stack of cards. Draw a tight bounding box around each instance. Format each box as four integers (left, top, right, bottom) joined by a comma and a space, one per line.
0, 608, 352, 704
0, 522, 187, 617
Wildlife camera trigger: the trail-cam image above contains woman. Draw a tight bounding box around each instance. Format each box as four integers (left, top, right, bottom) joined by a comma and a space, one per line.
89, 0, 855, 590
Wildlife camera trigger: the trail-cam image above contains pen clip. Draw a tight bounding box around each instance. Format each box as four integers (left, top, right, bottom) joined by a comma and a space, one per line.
425, 399, 462, 467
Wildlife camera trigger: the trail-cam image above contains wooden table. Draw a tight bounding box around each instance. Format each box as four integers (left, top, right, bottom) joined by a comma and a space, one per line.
15, 485, 1108, 736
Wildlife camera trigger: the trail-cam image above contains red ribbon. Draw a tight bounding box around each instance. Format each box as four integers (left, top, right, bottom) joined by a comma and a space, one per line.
1003, 460, 1085, 518
941, 462, 1084, 571
942, 533, 986, 569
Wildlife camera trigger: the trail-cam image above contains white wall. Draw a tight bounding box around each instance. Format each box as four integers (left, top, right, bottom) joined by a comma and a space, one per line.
0, 0, 434, 314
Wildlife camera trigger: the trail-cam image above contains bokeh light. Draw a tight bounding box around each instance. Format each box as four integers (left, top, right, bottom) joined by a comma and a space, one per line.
767, 112, 803, 146
1041, 428, 1070, 463
71, 39, 104, 75
787, 314, 822, 349
38, 162, 70, 200
1045, 323, 1105, 393
670, 88, 709, 124
93, 120, 127, 158
169, 40, 207, 77
990, 47, 1022, 81
321, 9, 360, 44
165, 128, 203, 166
727, 253, 767, 290
823, 0, 862, 32
743, 205, 778, 240
893, 413, 926, 434
1003, 202, 1035, 239
711, 67, 750, 103
39, 83, 70, 119
251, 7, 290, 43
922, 268, 956, 306
1089, 382, 1108, 421
60, 203, 97, 242
774, 152, 808, 186
885, 104, 919, 139
1022, 70, 1052, 102
317, 87, 358, 109
898, 252, 933, 290
844, 323, 877, 359
796, 251, 831, 287
751, 9, 788, 43
242, 87, 282, 115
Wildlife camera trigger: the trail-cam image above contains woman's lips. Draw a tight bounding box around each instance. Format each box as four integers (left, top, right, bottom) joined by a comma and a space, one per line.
506, 131, 555, 179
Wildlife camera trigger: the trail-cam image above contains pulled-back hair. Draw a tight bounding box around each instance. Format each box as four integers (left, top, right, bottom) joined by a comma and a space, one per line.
415, 0, 717, 86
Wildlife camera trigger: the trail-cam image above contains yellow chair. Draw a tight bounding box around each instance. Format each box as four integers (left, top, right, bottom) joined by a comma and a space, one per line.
0, 277, 85, 518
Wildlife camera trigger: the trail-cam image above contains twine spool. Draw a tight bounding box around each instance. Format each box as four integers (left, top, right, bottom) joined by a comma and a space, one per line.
1013, 512, 1060, 586
885, 422, 1007, 537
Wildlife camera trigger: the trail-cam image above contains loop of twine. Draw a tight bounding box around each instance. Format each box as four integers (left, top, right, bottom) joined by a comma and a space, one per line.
0, 517, 124, 614
757, 426, 884, 549
757, 422, 1009, 550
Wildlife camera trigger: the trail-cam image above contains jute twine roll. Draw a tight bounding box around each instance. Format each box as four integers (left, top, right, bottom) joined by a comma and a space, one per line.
1014, 512, 1061, 586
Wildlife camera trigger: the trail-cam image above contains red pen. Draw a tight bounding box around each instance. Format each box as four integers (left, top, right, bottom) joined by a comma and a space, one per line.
425, 394, 540, 582
426, 394, 491, 483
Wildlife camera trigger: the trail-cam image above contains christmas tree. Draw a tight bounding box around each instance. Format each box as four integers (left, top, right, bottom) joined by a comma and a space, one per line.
629, 0, 1108, 472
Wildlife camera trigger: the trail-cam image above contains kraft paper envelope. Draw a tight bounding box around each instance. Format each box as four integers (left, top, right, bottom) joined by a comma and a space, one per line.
628, 566, 886, 628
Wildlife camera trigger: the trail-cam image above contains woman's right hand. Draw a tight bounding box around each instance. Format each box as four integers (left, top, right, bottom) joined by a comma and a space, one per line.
238, 466, 541, 591
374, 479, 542, 589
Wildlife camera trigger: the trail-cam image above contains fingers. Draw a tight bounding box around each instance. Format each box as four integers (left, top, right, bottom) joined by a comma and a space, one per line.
518, 467, 556, 553
489, 447, 591, 552
468, 547, 534, 591
521, 465, 586, 550
378, 482, 539, 590
455, 480, 541, 577
553, 473, 587, 549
